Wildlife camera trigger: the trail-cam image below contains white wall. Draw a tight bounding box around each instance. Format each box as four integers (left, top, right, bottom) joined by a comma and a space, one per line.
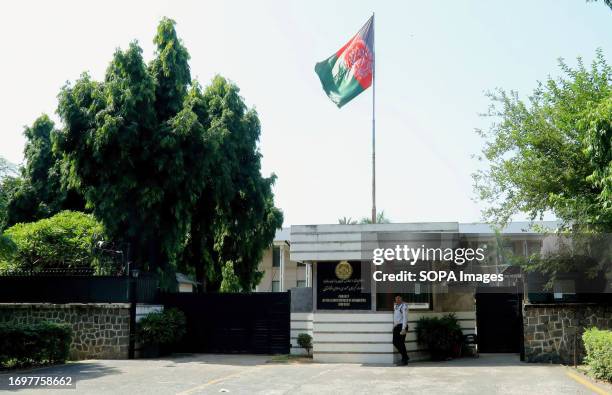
304, 310, 476, 364
290, 312, 313, 356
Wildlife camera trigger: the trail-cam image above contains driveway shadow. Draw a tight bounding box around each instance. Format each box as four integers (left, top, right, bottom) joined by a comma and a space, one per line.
138, 353, 271, 367
361, 353, 524, 368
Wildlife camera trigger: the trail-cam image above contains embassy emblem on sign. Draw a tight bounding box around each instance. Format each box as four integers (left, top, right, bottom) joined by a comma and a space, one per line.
335, 260, 353, 280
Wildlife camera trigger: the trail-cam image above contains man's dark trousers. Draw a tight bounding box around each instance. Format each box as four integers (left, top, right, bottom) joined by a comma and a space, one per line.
393, 324, 409, 363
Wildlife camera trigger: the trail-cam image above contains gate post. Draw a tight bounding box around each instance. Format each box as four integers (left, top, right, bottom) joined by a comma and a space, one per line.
128, 270, 138, 359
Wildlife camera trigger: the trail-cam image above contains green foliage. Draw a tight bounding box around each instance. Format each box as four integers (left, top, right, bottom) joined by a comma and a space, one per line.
4, 116, 85, 228
1, 211, 104, 273
220, 261, 242, 292
338, 216, 357, 224
0, 157, 17, 179
54, 18, 282, 289
137, 308, 186, 345
583, 327, 612, 382
416, 314, 463, 360
150, 17, 191, 121
182, 75, 283, 292
359, 210, 391, 224
474, 50, 611, 232
338, 211, 391, 224
0, 176, 21, 230
297, 333, 313, 355
55, 25, 211, 271
584, 94, 612, 220
0, 322, 72, 368
0, 234, 17, 262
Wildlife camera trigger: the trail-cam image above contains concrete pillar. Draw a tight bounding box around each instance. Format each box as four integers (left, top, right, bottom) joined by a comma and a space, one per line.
305, 262, 312, 287
280, 244, 285, 292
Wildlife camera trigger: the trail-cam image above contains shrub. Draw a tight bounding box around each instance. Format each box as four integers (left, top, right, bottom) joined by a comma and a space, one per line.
583, 327, 612, 382
297, 333, 312, 355
0, 322, 72, 369
137, 308, 186, 346
1, 211, 105, 273
416, 313, 463, 360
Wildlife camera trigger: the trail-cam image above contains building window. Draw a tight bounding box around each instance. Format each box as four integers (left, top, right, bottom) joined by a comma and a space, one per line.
526, 241, 542, 257
272, 280, 280, 292
272, 246, 281, 267
297, 262, 305, 267
297, 280, 306, 288
376, 283, 433, 311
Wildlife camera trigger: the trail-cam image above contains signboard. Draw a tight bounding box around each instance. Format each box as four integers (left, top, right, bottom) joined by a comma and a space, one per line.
316, 261, 371, 310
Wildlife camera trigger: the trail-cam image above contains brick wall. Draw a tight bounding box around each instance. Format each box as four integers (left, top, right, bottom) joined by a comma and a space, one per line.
523, 303, 612, 363
0, 303, 131, 360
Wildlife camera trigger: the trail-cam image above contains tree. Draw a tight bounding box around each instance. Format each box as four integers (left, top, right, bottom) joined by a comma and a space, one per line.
184, 76, 283, 292
0, 158, 18, 230
5, 116, 62, 225
54, 18, 282, 290
1, 211, 104, 273
584, 90, 612, 222
55, 19, 210, 275
0, 176, 20, 230
359, 210, 391, 224
338, 216, 357, 224
0, 157, 17, 179
3, 116, 84, 228
473, 50, 611, 232
219, 261, 241, 293
586, 0, 612, 11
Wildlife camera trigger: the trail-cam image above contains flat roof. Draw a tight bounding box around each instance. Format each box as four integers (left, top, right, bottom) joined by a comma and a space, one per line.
287, 221, 561, 262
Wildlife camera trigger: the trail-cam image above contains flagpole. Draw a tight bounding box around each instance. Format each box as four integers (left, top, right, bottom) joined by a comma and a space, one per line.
371, 12, 376, 224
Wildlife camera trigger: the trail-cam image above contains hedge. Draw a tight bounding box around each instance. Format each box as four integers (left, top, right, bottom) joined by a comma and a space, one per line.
582, 327, 612, 382
1, 210, 105, 273
0, 322, 72, 368
137, 308, 186, 346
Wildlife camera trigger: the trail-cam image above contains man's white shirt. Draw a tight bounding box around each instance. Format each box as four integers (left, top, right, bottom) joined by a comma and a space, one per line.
393, 302, 408, 330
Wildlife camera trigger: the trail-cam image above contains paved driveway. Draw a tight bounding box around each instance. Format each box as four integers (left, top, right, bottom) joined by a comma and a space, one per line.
1, 354, 608, 395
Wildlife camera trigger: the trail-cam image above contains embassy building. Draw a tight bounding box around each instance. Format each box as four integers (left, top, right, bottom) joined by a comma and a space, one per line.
286, 221, 611, 364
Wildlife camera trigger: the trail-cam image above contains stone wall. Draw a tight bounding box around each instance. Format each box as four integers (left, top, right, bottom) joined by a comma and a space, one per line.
523, 303, 612, 363
0, 303, 130, 360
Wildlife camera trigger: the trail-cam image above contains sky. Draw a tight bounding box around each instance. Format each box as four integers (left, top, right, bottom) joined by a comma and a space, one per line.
0, 0, 610, 227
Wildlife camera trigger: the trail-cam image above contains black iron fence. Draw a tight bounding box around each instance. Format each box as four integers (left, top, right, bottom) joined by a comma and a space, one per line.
0, 272, 158, 304
161, 292, 290, 354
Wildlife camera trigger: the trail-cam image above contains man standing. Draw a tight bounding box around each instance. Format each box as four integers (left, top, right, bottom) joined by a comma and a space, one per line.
393, 294, 409, 365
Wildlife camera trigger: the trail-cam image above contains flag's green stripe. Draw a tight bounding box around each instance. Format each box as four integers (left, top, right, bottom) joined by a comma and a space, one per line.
315, 54, 365, 108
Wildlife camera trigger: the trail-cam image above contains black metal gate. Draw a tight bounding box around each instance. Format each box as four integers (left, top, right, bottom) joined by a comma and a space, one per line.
476, 292, 523, 353
161, 292, 290, 354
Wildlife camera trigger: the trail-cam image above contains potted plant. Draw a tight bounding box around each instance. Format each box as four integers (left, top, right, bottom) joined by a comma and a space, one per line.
416, 313, 463, 361
136, 308, 186, 358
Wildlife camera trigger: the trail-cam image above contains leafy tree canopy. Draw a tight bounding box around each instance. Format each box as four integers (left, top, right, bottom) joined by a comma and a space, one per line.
474, 50, 611, 232
0, 157, 17, 179
182, 76, 283, 291
54, 18, 282, 290
55, 19, 211, 273
2, 116, 84, 229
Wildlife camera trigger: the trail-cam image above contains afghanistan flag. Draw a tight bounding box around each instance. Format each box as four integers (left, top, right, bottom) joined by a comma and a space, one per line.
315, 16, 374, 108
